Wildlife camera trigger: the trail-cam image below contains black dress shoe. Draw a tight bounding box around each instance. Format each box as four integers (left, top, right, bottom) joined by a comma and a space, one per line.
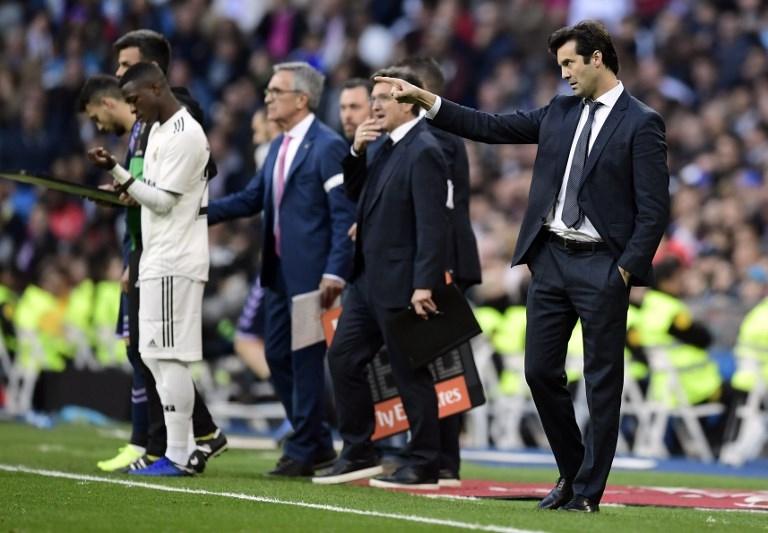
268, 456, 314, 477
275, 450, 337, 471
369, 465, 439, 490
313, 448, 338, 470
537, 478, 573, 510
560, 495, 600, 513
311, 457, 382, 485
438, 468, 461, 488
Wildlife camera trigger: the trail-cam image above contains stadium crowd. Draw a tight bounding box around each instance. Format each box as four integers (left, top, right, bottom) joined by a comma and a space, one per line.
0, 0, 767, 468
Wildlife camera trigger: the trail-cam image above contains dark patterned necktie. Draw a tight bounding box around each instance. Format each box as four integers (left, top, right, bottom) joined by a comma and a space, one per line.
561, 100, 602, 228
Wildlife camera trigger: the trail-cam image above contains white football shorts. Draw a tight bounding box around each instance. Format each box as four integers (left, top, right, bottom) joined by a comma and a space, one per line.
139, 276, 204, 361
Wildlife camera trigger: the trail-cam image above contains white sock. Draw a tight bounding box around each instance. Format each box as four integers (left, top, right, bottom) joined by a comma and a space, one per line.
143, 358, 194, 466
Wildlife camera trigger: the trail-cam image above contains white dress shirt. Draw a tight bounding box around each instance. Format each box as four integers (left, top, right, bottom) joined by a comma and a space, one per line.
547, 81, 624, 241
272, 112, 315, 203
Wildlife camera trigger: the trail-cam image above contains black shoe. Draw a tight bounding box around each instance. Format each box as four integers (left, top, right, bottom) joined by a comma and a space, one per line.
369, 465, 439, 490
313, 448, 338, 470
311, 457, 382, 485
438, 468, 461, 488
275, 450, 337, 471
186, 449, 208, 474
537, 478, 573, 510
268, 456, 314, 477
560, 495, 600, 513
195, 429, 228, 460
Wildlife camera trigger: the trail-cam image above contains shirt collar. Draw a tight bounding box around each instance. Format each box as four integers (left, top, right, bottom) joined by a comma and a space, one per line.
285, 112, 315, 142
592, 80, 624, 110
388, 115, 421, 145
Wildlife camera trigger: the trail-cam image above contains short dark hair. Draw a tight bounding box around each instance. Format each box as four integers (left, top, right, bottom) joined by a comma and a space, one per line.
548, 20, 619, 75
119, 62, 167, 89
396, 56, 445, 93
371, 67, 424, 116
341, 78, 372, 95
114, 29, 171, 74
78, 74, 123, 111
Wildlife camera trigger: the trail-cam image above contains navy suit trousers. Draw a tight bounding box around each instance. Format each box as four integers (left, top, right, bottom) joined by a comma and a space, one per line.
263, 264, 333, 463
524, 233, 629, 501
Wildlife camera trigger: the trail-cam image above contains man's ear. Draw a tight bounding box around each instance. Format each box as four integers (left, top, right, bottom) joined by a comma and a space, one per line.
297, 92, 309, 110
592, 50, 602, 66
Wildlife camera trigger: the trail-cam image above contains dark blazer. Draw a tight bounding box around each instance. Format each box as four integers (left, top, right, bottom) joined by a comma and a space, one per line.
430, 90, 669, 286
343, 119, 448, 308
208, 117, 356, 296
428, 126, 481, 287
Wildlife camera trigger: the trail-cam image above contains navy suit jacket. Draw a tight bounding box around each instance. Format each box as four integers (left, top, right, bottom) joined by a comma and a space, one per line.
430, 90, 670, 286
208, 117, 356, 296
343, 119, 448, 308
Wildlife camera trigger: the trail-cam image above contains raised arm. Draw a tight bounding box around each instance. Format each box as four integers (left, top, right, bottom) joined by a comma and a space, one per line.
377, 75, 545, 145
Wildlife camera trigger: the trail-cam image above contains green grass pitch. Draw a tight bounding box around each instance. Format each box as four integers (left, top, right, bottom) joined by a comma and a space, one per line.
0, 421, 765, 532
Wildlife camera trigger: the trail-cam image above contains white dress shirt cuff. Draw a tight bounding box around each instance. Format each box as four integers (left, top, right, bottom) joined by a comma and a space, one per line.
322, 273, 346, 286
425, 96, 443, 119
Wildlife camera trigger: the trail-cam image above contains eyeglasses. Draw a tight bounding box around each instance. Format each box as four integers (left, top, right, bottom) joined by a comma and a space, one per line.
264, 87, 301, 98
369, 94, 394, 105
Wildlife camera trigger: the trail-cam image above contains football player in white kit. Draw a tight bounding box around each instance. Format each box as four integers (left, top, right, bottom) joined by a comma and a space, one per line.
88, 62, 210, 476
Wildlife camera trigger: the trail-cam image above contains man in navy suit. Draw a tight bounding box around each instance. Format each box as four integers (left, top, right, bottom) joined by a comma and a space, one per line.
207, 62, 356, 476
313, 68, 448, 489
379, 20, 670, 511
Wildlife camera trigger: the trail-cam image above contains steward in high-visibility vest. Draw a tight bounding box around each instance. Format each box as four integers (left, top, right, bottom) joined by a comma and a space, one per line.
93, 280, 127, 365
628, 258, 721, 407
0, 283, 18, 358
624, 302, 649, 383
731, 297, 768, 393
14, 264, 72, 372
493, 306, 527, 395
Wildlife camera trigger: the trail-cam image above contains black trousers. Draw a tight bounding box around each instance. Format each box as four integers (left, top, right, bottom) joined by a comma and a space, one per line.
524, 235, 629, 502
127, 247, 218, 457
328, 272, 440, 474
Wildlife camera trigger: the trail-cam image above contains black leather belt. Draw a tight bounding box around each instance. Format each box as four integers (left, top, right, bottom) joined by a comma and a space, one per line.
545, 230, 608, 252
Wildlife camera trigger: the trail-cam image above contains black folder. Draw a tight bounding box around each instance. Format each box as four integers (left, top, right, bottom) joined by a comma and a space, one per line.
385, 283, 482, 368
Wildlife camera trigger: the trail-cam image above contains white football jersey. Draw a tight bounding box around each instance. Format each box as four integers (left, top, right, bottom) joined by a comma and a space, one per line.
139, 107, 210, 282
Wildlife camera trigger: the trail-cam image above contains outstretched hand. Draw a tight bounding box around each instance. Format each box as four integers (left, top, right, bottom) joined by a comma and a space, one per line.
373, 76, 438, 110
373, 76, 421, 104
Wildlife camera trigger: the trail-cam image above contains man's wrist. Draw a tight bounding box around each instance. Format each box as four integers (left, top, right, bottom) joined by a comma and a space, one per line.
109, 164, 132, 185
322, 273, 345, 285
418, 89, 437, 110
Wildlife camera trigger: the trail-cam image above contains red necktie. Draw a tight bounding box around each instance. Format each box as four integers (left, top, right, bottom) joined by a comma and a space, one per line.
274, 134, 292, 256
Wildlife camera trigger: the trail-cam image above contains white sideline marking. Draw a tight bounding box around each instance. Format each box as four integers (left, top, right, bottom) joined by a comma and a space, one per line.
0, 464, 545, 533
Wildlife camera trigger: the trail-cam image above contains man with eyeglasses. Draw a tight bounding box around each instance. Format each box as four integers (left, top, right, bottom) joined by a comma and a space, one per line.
313, 67, 448, 489
207, 62, 356, 477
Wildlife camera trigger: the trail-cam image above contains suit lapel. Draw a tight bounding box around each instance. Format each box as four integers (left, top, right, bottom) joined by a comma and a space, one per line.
364, 121, 423, 217
286, 119, 316, 183
579, 90, 629, 188
263, 136, 281, 218
553, 102, 583, 187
